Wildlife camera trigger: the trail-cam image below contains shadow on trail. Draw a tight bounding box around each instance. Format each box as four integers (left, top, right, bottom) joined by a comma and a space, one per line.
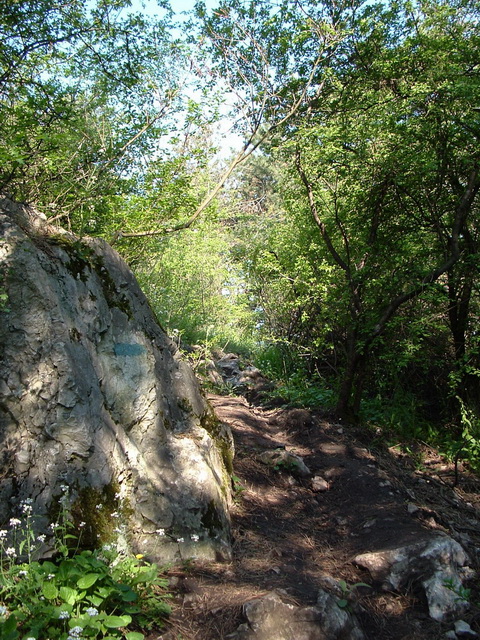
180, 392, 480, 640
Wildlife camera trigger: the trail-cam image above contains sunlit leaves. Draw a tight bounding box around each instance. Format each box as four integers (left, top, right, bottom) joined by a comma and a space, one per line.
0, 0, 196, 230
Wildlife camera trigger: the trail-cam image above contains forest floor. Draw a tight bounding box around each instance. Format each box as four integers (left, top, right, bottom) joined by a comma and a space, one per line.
156, 392, 480, 640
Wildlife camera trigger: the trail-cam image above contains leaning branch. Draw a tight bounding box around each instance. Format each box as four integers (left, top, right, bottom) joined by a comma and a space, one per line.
295, 147, 349, 272
113, 23, 336, 242
115, 74, 322, 241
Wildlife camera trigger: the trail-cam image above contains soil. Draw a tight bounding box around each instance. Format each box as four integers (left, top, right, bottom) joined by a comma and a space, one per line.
156, 392, 480, 640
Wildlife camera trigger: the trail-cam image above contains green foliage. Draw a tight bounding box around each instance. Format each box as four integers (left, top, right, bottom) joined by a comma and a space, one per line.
360, 390, 434, 442
253, 342, 335, 408
0, 0, 200, 233
444, 578, 472, 606
205, 0, 480, 422
0, 491, 171, 640
253, 343, 302, 381
134, 218, 255, 349
268, 371, 335, 410
454, 398, 480, 473
336, 580, 371, 611
272, 457, 300, 474
231, 475, 245, 498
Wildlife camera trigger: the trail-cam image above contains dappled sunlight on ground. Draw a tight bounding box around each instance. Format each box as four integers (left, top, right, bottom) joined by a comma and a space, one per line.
156, 393, 480, 640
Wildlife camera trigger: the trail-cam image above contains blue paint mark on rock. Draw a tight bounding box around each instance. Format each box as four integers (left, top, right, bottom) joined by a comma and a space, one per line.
114, 343, 146, 356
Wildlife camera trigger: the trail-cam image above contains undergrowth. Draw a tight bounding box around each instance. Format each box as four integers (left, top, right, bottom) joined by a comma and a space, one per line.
0, 487, 171, 640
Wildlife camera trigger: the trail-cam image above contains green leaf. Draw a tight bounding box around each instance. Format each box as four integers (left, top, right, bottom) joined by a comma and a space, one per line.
338, 580, 348, 592
125, 633, 144, 640
124, 606, 142, 614
59, 586, 79, 605
77, 573, 100, 589
0, 613, 18, 636
103, 614, 132, 628
131, 565, 157, 585
118, 586, 138, 603
95, 586, 116, 599
352, 582, 371, 590
42, 582, 59, 600
41, 561, 57, 576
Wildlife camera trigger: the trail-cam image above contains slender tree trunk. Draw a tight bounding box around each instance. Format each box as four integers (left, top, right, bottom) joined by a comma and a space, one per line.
335, 337, 367, 422
447, 268, 479, 420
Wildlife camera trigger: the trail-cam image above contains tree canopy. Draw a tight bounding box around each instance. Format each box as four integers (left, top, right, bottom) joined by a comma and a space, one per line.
2, 0, 480, 458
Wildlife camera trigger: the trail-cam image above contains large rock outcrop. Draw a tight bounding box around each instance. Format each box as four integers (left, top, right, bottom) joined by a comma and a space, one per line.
0, 196, 233, 562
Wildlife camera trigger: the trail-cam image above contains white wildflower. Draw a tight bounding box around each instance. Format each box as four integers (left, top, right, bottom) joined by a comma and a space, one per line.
95, 504, 103, 510
155, 528, 165, 536
85, 607, 98, 616
102, 543, 113, 552
21, 503, 33, 515
176, 537, 184, 543
78, 522, 86, 528
0, 530, 7, 539
0, 605, 8, 616
21, 499, 33, 513
191, 534, 199, 542
110, 511, 120, 518
47, 573, 55, 579
59, 484, 69, 493
58, 610, 70, 619
5, 547, 16, 557
36, 534, 46, 543
18, 570, 28, 577
9, 518, 21, 528
70, 625, 83, 635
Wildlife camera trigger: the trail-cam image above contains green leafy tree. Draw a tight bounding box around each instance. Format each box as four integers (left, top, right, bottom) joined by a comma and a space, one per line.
288, 0, 480, 419
135, 216, 254, 348
0, 0, 188, 231
200, 0, 480, 422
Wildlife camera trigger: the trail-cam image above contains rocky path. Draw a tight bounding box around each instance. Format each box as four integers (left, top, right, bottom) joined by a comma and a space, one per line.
160, 393, 480, 640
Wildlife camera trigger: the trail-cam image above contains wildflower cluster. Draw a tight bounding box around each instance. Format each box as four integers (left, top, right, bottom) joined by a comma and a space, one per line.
0, 499, 48, 571
0, 488, 172, 640
154, 528, 201, 544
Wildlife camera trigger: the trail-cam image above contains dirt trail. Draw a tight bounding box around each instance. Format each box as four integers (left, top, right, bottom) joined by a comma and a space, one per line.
160, 393, 480, 640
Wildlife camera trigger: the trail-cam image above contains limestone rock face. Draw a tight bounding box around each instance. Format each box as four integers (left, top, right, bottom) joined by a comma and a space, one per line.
354, 535, 472, 622
226, 590, 365, 640
0, 196, 232, 562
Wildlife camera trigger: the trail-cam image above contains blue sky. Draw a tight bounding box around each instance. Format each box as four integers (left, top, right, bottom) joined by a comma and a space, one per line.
118, 0, 243, 156
128, 0, 218, 18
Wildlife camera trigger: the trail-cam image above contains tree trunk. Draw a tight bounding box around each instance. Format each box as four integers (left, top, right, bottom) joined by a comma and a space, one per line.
335, 344, 367, 422
447, 268, 480, 420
